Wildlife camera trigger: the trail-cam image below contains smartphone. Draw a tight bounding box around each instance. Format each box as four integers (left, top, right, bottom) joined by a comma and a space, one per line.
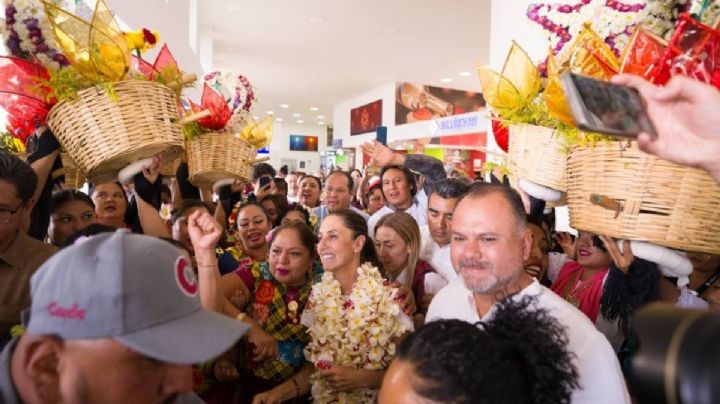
259, 176, 272, 188
376, 126, 387, 146
560, 72, 657, 138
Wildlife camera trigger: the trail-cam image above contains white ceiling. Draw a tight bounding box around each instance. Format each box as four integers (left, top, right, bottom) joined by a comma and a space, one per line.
200, 0, 492, 127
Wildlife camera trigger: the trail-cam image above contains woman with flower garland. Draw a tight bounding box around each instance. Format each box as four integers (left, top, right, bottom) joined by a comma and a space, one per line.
298, 175, 322, 208
210, 222, 322, 403
303, 210, 413, 403
374, 211, 437, 327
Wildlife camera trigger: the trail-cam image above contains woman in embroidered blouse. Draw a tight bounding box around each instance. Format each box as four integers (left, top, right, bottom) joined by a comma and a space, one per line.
219, 202, 272, 276
214, 221, 322, 403
302, 210, 412, 403
374, 211, 436, 327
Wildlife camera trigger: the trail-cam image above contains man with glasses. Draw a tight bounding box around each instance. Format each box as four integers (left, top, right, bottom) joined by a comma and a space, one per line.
313, 170, 369, 227
0, 152, 57, 347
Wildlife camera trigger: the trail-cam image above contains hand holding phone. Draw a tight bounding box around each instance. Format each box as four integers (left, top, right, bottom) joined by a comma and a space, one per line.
561, 73, 657, 138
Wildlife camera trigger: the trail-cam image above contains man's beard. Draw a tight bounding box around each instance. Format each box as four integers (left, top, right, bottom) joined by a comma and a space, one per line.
458, 258, 504, 293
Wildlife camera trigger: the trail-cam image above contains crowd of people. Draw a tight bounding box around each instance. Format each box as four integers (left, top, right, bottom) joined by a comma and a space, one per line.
0, 74, 719, 403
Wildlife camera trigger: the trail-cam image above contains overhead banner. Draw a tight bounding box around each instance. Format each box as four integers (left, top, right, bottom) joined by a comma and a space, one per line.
350, 99, 382, 135
395, 82, 485, 126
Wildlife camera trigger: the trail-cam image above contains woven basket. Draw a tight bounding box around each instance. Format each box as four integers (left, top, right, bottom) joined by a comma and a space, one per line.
59, 153, 86, 189
507, 124, 567, 192
47, 80, 184, 184
161, 156, 183, 178
186, 133, 256, 190
567, 142, 720, 254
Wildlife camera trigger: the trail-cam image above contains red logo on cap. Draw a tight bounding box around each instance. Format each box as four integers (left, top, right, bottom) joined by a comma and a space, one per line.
48, 302, 86, 320
175, 256, 198, 297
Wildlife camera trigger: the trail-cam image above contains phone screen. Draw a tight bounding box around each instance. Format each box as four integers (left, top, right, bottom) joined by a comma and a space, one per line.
562, 73, 657, 138
376, 126, 387, 146
259, 176, 272, 188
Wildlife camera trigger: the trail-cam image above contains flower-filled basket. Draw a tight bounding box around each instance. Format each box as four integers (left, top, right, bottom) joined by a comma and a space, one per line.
184, 71, 265, 190
48, 79, 184, 183
22, 0, 196, 183
567, 142, 720, 254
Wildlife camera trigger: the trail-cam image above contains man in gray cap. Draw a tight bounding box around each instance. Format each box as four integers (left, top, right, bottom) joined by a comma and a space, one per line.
0, 229, 249, 403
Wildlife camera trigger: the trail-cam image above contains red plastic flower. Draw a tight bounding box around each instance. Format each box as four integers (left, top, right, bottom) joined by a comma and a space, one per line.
255, 280, 276, 305
142, 28, 157, 45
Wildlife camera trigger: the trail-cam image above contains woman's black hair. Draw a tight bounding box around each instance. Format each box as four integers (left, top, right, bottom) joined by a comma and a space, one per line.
61, 223, 117, 248
379, 165, 418, 198
601, 258, 660, 334
282, 203, 312, 227
270, 221, 317, 258
51, 189, 95, 214
327, 209, 381, 269
299, 174, 322, 189
259, 194, 289, 227
396, 296, 579, 404
170, 199, 213, 225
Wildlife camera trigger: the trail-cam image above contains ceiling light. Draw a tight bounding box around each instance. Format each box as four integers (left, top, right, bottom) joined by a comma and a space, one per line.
292, 113, 301, 118
280, 104, 289, 108
275, 118, 283, 122
310, 107, 319, 112
266, 110, 274, 115
440, 78, 453, 83
297, 120, 304, 124
458, 71, 472, 77
317, 115, 325, 119
318, 121, 325, 125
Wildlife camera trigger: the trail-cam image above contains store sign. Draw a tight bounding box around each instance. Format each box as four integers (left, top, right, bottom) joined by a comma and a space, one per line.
428, 111, 483, 136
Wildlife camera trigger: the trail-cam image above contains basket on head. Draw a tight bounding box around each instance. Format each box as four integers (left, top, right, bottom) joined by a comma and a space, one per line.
507, 124, 567, 193
567, 142, 720, 254
59, 152, 86, 189
47, 80, 184, 184
186, 133, 256, 190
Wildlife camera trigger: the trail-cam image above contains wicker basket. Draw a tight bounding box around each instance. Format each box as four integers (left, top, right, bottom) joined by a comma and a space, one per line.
567, 142, 720, 254
507, 124, 567, 192
59, 153, 86, 189
47, 80, 184, 184
161, 156, 183, 178
186, 133, 256, 190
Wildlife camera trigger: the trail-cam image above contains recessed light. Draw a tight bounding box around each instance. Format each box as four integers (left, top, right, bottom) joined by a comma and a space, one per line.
253, 115, 259, 120
280, 104, 289, 108
297, 120, 304, 124
318, 121, 325, 125
458, 71, 472, 77
317, 115, 325, 119
292, 113, 301, 117
308, 16, 325, 24
275, 118, 283, 122
310, 107, 319, 112
440, 78, 453, 83
266, 110, 274, 115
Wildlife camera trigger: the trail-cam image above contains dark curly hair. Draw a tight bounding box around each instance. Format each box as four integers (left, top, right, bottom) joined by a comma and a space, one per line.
395, 296, 579, 404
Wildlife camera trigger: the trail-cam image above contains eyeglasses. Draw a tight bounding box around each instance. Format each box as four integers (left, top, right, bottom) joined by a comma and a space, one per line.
0, 203, 24, 225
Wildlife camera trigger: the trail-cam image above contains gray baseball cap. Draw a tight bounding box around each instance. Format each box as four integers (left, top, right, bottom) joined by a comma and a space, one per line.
27, 229, 249, 364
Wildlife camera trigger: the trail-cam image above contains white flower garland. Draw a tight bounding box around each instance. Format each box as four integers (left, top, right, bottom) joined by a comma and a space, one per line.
304, 263, 409, 404
203, 70, 256, 134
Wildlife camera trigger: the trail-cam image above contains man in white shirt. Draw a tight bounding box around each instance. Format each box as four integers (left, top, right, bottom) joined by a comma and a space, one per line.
426, 184, 630, 404
361, 141, 446, 237
285, 171, 300, 203
313, 171, 369, 227
419, 178, 469, 286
